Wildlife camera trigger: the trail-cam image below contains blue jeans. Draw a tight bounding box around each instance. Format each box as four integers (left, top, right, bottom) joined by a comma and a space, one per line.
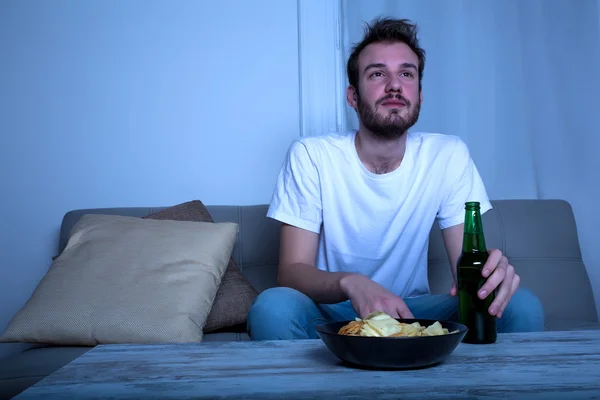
246, 286, 546, 340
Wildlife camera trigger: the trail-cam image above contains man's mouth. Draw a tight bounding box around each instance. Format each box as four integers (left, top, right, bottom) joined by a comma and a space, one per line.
379, 96, 408, 107
381, 100, 406, 107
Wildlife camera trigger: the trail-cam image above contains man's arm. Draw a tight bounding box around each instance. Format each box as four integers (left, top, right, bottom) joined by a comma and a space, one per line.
441, 223, 464, 288
277, 223, 414, 318
277, 223, 352, 304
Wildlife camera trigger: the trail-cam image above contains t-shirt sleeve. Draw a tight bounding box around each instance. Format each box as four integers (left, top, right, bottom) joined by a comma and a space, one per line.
436, 137, 492, 230
266, 140, 323, 233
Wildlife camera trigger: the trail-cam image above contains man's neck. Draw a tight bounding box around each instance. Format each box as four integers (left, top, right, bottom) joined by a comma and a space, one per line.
354, 128, 407, 175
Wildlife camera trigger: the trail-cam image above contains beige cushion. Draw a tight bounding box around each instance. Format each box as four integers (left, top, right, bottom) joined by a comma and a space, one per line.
0, 214, 238, 345
143, 200, 258, 332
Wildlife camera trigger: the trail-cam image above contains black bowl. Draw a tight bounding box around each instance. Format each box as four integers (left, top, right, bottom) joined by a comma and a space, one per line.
315, 318, 468, 370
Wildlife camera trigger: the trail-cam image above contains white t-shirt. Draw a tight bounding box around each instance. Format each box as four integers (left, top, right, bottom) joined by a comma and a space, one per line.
267, 130, 492, 299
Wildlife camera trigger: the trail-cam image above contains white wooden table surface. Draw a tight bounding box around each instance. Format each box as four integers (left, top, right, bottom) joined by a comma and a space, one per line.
15, 330, 600, 399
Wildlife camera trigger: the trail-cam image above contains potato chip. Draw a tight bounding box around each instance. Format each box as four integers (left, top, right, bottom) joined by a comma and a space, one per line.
337, 320, 364, 336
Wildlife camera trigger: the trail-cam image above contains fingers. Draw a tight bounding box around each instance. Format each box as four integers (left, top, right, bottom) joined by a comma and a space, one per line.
482, 249, 503, 278
390, 297, 413, 319
397, 303, 414, 319
359, 303, 398, 319
359, 298, 413, 320
488, 263, 514, 316
477, 248, 521, 318
479, 253, 508, 299
496, 273, 520, 319
383, 308, 400, 319
449, 282, 457, 296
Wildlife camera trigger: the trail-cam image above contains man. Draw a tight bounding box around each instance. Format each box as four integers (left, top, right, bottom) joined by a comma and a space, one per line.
247, 17, 545, 340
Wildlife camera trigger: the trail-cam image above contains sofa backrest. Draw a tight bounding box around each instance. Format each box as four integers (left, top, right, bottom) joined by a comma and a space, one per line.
58, 199, 598, 328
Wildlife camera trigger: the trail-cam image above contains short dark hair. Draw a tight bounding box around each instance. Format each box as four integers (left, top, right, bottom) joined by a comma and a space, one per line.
346, 17, 426, 91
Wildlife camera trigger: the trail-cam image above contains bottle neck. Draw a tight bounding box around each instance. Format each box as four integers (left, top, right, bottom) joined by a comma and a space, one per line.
462, 207, 487, 253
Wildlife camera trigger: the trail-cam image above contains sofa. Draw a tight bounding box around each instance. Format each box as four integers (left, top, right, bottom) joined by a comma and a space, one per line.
1, 199, 598, 399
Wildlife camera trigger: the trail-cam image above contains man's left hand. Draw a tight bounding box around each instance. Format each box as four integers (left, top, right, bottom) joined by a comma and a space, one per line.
449, 249, 520, 318
479, 249, 520, 318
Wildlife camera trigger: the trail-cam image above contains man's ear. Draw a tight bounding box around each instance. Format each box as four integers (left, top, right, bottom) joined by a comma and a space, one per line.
346, 86, 358, 108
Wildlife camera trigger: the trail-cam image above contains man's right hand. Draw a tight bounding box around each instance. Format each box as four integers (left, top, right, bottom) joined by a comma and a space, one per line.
277, 224, 414, 318
339, 274, 414, 319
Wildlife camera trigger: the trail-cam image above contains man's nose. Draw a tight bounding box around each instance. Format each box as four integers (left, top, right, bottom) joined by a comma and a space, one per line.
386, 75, 403, 93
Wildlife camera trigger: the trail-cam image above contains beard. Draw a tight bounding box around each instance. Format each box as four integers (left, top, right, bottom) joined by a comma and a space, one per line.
356, 92, 420, 140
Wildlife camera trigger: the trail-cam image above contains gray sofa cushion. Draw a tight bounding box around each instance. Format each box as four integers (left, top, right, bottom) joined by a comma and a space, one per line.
55, 200, 598, 330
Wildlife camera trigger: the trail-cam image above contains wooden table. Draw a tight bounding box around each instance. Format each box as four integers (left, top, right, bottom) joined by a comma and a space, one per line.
15, 330, 600, 399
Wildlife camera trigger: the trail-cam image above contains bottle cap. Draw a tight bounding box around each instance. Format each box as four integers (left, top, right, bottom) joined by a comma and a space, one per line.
465, 201, 481, 209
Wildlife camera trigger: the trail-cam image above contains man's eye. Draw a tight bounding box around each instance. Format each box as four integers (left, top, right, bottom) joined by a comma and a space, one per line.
401, 72, 414, 78
370, 72, 383, 78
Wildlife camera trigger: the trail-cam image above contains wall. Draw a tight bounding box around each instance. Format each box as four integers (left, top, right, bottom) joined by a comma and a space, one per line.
0, 0, 300, 357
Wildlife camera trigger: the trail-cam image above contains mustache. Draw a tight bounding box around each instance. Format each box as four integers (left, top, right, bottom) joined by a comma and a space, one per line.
376, 94, 410, 107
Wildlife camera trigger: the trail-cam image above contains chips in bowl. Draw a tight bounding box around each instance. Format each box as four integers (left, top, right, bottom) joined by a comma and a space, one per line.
338, 311, 458, 338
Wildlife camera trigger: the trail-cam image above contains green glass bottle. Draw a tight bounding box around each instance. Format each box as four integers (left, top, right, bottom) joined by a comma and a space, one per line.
457, 201, 497, 344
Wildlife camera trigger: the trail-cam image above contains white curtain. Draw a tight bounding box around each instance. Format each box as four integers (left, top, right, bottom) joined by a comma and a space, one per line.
341, 0, 600, 315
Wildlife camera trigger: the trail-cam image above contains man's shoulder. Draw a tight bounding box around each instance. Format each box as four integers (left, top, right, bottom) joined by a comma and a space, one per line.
409, 131, 470, 158
409, 131, 465, 147
407, 132, 473, 176
288, 131, 354, 159
296, 131, 353, 148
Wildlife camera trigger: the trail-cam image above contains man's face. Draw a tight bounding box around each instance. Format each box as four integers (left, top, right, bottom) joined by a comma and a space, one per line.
347, 41, 422, 139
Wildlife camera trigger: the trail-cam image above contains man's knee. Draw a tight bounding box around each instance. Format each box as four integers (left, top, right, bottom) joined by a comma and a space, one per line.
501, 287, 546, 332
246, 286, 317, 340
